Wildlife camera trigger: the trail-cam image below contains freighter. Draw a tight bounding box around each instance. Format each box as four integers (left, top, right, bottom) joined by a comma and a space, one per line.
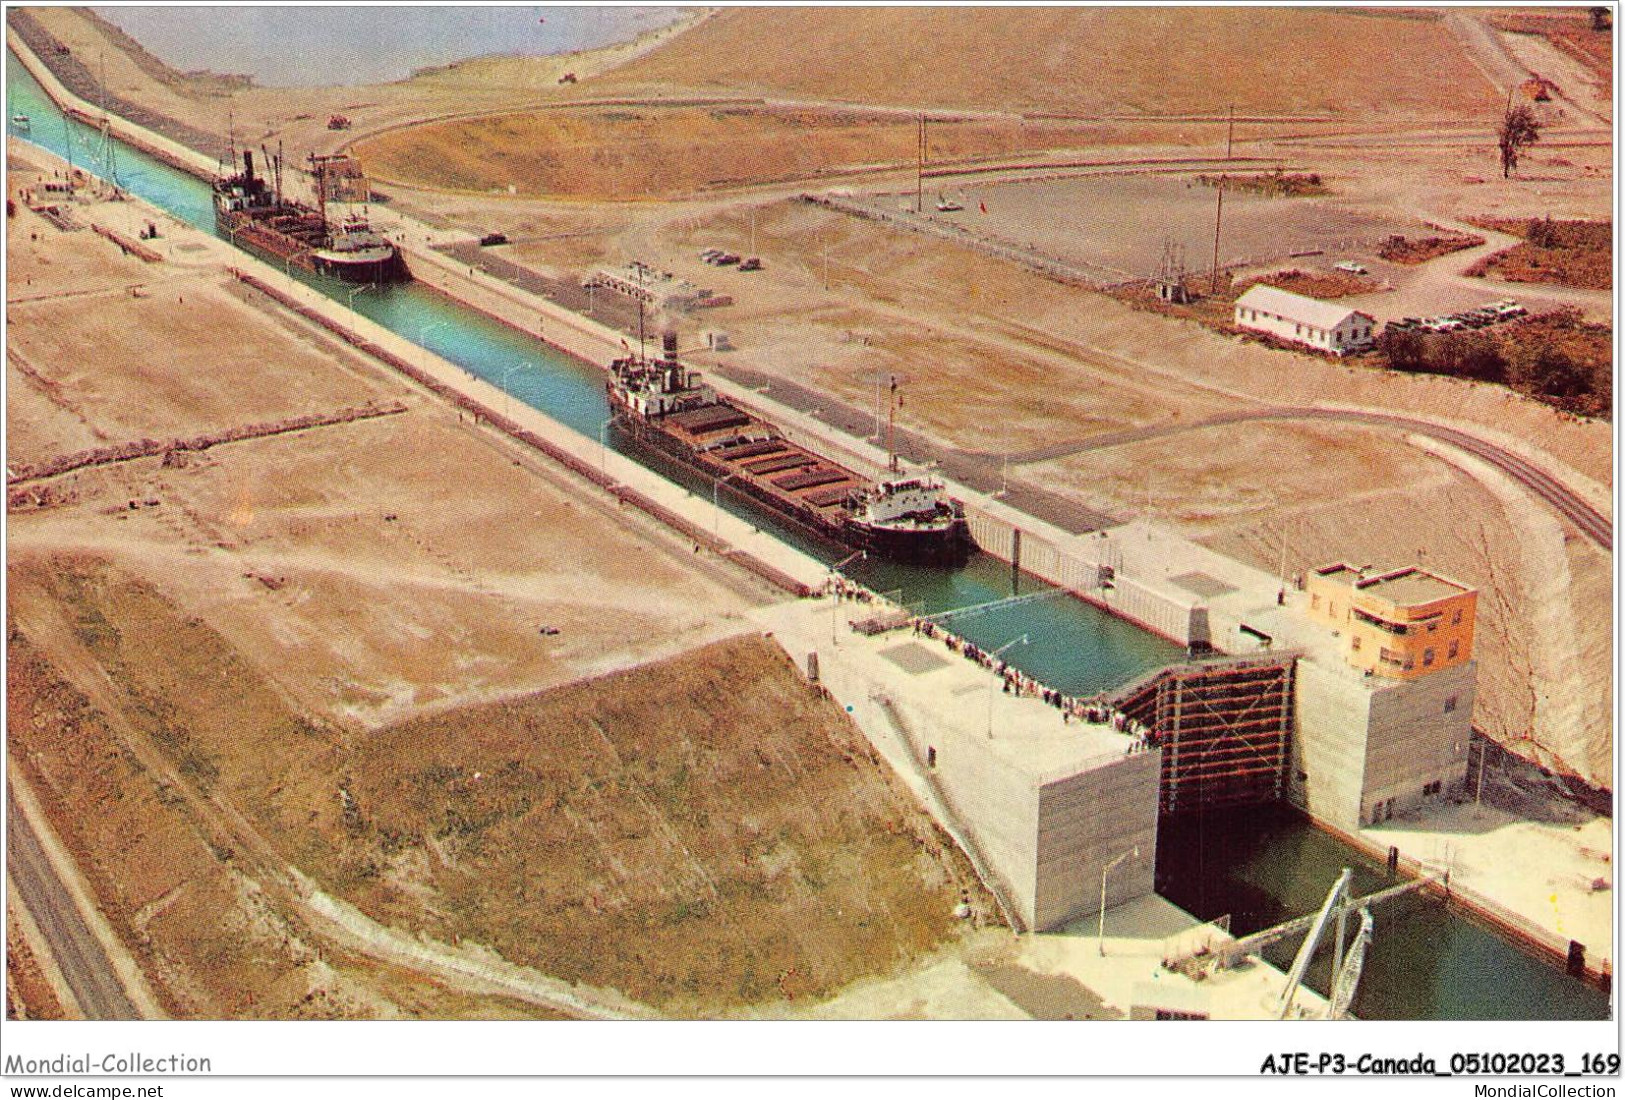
213, 148, 406, 283
608, 334, 972, 565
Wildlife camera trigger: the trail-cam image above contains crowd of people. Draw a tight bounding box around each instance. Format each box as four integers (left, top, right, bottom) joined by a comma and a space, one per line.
826, 574, 1159, 752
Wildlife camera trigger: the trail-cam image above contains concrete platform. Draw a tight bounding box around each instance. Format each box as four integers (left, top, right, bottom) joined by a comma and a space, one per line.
754, 594, 1161, 932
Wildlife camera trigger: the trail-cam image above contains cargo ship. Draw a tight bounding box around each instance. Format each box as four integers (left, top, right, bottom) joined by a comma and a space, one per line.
213, 148, 405, 283
608, 334, 972, 565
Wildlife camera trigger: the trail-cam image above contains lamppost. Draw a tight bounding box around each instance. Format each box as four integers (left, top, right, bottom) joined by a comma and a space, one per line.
598, 416, 614, 480
986, 633, 1030, 738
344, 283, 370, 340
829, 550, 865, 645
501, 361, 528, 421
1098, 846, 1140, 957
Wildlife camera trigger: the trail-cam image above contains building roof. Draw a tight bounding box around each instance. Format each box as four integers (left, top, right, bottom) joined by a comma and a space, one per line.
1356, 567, 1472, 607
1234, 284, 1373, 330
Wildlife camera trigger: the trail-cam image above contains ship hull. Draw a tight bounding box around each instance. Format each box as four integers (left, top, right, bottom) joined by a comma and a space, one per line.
611, 394, 970, 566
215, 208, 407, 284
846, 515, 973, 567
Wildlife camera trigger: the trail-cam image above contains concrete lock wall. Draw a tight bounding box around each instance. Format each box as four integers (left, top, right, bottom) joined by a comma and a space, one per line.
932, 742, 1042, 921
960, 514, 1201, 646
1292, 657, 1477, 831
1289, 657, 1374, 831
1362, 661, 1476, 822
1032, 750, 1161, 930
1091, 573, 1201, 645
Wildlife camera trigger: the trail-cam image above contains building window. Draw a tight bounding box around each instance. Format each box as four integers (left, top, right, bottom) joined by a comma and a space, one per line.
1444, 695, 1458, 713
1423, 647, 1435, 666
1452, 608, 1462, 625
1448, 639, 1459, 660
1351, 635, 1362, 651
1295, 323, 1303, 336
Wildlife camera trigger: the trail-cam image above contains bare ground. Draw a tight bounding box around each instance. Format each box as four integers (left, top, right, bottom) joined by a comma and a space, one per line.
5, 901, 68, 1020
6, 196, 992, 1016
590, 7, 1500, 118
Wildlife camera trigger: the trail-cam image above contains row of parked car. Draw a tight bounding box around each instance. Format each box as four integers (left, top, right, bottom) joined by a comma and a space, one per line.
1386, 300, 1526, 336
699, 248, 762, 271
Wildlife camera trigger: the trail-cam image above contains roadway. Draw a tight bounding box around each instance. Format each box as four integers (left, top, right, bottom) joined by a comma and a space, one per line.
7, 783, 141, 1019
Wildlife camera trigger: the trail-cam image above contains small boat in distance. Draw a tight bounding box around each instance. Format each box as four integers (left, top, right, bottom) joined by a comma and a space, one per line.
935, 192, 964, 212
11, 114, 30, 132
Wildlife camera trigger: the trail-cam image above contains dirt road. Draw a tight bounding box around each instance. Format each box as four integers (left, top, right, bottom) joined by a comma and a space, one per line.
6, 784, 141, 1019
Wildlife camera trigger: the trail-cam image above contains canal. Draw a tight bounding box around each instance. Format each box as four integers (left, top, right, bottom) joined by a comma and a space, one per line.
7, 49, 1608, 1020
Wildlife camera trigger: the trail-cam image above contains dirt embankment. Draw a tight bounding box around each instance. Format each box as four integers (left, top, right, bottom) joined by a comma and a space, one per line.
588, 7, 1498, 118
6, 907, 67, 1019
339, 633, 990, 1013
9, 557, 987, 1017
359, 106, 1131, 201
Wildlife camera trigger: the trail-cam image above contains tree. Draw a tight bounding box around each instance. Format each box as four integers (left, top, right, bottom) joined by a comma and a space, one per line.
1498, 104, 1541, 179
1590, 7, 1610, 32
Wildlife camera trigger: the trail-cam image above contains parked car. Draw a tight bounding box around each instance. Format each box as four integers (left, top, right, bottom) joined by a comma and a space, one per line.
479, 232, 508, 247
1334, 260, 1369, 275
739, 257, 762, 271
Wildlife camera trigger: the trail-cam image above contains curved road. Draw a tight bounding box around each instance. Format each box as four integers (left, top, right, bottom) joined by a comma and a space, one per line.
1010, 407, 1612, 551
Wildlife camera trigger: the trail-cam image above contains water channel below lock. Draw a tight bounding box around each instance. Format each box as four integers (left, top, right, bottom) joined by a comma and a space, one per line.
6, 48, 1608, 1019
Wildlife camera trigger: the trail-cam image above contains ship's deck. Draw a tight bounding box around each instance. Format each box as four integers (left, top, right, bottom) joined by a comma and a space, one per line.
660, 401, 867, 516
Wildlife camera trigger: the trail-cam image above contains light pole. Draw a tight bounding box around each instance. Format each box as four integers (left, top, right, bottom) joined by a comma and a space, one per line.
1098, 846, 1140, 957
985, 633, 1030, 738
829, 550, 865, 645
344, 283, 370, 339
501, 361, 528, 420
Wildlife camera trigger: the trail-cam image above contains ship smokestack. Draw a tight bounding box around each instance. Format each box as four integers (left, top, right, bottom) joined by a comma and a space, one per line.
662, 331, 678, 361
242, 149, 254, 181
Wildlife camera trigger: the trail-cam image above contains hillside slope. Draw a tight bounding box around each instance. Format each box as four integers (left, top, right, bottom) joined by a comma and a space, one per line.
591, 7, 1499, 118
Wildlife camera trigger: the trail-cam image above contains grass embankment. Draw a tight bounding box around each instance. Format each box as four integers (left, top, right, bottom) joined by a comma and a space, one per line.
357, 105, 1113, 200
1196, 170, 1329, 197
1465, 217, 1612, 291
17, 557, 986, 1015
1377, 230, 1484, 265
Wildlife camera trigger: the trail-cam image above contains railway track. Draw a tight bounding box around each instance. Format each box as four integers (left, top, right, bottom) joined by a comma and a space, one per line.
1281, 408, 1613, 551
1026, 406, 1612, 552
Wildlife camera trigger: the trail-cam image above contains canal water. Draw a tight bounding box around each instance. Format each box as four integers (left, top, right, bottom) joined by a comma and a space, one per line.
7, 50, 1608, 1020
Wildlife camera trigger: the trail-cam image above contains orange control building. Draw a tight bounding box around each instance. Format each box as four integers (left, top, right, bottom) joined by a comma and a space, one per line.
1305, 563, 1477, 679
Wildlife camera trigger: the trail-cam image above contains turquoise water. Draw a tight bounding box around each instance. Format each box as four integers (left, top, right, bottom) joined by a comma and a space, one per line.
6, 50, 1180, 692
9, 50, 1609, 1020
1158, 806, 1611, 1020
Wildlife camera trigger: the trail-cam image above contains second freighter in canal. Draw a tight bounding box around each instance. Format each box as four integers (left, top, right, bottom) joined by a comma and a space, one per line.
609, 334, 972, 565
213, 148, 405, 283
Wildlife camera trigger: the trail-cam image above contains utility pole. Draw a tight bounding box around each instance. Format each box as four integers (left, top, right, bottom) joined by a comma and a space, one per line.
1210, 184, 1225, 294
1226, 102, 1235, 159
916, 113, 925, 214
